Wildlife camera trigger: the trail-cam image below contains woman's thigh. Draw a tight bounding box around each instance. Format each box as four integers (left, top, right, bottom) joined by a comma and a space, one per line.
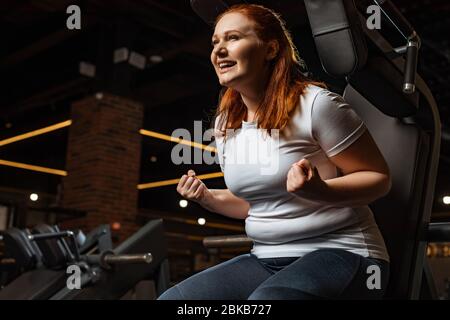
158, 253, 272, 300
248, 249, 389, 300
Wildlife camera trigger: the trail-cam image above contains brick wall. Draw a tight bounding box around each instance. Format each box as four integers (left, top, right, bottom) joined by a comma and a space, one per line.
61, 92, 143, 241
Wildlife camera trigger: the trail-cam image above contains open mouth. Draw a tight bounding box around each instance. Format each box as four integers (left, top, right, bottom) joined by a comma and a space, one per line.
218, 60, 237, 73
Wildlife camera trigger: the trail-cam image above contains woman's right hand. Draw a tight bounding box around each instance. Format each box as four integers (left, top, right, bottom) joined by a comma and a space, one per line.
176, 169, 210, 204
177, 172, 249, 219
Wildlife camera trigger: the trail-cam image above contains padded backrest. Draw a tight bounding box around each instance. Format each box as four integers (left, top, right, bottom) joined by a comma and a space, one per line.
304, 0, 368, 76
344, 81, 429, 299
305, 0, 436, 298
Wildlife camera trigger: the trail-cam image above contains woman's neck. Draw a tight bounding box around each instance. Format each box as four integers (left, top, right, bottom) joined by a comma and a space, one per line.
237, 68, 270, 122
241, 97, 259, 122
239, 87, 265, 122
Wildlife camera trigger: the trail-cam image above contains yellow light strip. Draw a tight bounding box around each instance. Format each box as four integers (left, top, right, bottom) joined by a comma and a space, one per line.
0, 122, 221, 184
137, 172, 224, 190
0, 159, 67, 176
0, 120, 72, 147
139, 129, 217, 152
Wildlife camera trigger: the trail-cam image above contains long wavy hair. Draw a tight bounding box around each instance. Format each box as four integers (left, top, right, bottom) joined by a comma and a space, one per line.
213, 4, 326, 138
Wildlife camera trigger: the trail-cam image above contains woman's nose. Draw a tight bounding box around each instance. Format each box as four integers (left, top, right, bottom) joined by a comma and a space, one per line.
213, 44, 227, 56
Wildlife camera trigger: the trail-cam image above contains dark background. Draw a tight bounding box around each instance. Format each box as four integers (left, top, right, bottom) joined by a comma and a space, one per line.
0, 0, 449, 282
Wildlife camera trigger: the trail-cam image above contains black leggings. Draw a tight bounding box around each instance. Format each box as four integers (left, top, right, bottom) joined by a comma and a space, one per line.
158, 248, 390, 300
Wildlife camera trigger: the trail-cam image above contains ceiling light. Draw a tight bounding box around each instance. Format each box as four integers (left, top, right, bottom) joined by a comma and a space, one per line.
179, 199, 188, 208
443, 196, 450, 205
149, 55, 163, 63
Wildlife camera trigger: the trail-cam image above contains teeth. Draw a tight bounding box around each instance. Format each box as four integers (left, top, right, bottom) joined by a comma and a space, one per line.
219, 61, 236, 68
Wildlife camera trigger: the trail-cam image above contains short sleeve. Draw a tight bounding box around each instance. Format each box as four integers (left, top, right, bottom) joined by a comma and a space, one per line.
213, 115, 225, 172
311, 90, 366, 157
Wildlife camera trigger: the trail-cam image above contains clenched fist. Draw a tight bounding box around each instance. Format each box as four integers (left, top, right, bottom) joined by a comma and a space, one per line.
176, 169, 209, 203
286, 158, 326, 196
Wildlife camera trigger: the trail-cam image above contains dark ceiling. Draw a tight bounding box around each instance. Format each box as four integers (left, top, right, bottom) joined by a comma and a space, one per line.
1, 0, 450, 258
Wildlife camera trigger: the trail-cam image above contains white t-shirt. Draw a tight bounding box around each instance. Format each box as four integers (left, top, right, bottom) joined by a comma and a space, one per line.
214, 85, 389, 262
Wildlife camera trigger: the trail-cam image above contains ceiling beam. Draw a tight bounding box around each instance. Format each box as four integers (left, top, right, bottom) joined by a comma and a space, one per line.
1, 77, 89, 119
133, 73, 216, 108
0, 17, 97, 70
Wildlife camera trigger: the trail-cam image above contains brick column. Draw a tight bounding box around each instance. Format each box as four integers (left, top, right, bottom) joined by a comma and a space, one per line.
61, 92, 143, 240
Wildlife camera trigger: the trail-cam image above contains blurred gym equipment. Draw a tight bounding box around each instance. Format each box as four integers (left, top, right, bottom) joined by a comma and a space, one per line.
0, 219, 169, 300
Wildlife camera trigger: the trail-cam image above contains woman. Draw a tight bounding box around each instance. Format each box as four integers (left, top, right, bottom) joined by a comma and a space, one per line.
158, 4, 390, 300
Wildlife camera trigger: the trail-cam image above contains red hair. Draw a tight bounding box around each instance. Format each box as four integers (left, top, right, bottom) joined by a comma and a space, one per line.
214, 4, 326, 138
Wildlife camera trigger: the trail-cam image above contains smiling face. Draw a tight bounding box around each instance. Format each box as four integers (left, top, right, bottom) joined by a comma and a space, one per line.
211, 12, 272, 92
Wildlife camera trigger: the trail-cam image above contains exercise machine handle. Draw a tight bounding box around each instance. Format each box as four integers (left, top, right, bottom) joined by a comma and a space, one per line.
403, 35, 420, 94
374, 0, 420, 94
85, 251, 153, 269
103, 253, 153, 265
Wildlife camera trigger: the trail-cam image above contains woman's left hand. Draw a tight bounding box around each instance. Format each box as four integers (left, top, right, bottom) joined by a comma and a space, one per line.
286, 158, 326, 196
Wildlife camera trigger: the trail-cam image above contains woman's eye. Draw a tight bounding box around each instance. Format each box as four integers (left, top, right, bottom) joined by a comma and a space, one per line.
229, 35, 239, 40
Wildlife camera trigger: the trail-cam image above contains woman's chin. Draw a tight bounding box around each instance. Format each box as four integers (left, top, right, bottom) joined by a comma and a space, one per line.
219, 77, 237, 88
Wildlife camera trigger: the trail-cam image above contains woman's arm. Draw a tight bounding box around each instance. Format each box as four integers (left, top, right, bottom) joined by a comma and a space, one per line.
199, 189, 250, 220
177, 171, 249, 219
290, 130, 391, 207
321, 171, 391, 207
324, 130, 391, 207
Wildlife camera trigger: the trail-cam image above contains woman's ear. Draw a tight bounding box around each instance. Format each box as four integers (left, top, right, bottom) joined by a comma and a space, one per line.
266, 40, 279, 61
